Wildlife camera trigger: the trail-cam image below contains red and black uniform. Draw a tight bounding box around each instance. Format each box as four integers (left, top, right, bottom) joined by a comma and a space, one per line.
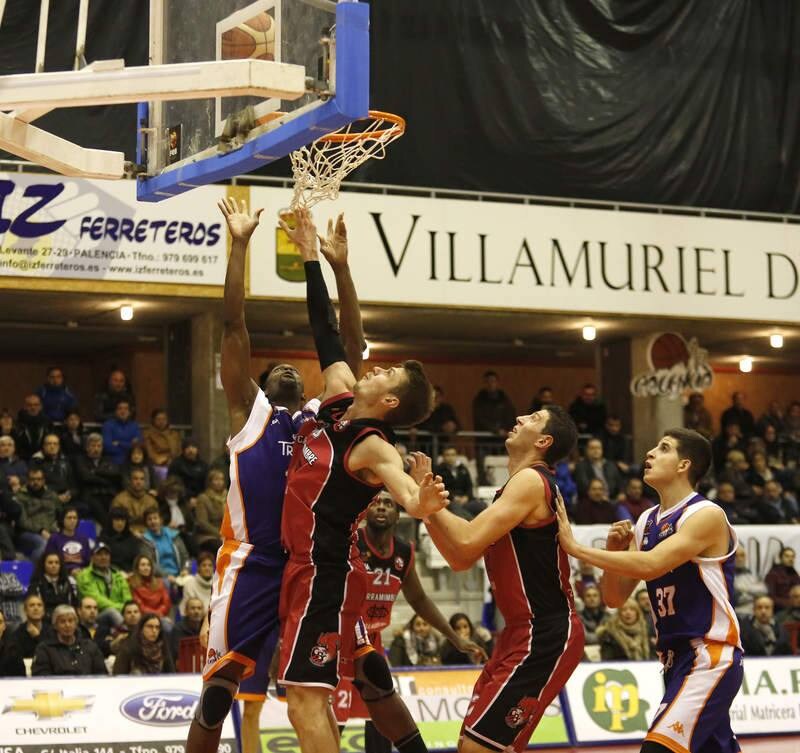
462, 462, 585, 753
279, 393, 396, 689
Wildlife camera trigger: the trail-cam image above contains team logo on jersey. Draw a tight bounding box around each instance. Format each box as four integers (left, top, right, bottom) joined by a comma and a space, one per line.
642, 537, 649, 547
394, 556, 405, 570
668, 721, 685, 737
644, 518, 653, 532
334, 419, 350, 432
311, 427, 324, 439
657, 522, 673, 539
505, 706, 527, 728
583, 669, 650, 733
366, 604, 390, 623
206, 647, 221, 666
310, 632, 339, 666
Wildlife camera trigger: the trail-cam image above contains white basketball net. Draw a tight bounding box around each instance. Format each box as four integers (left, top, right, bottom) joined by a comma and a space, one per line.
289, 111, 405, 209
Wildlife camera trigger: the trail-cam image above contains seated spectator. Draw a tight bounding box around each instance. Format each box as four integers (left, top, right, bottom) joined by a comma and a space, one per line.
439, 613, 491, 665
529, 385, 555, 413
574, 479, 628, 525
75, 542, 132, 628
766, 548, 800, 609
760, 423, 786, 470
99, 507, 144, 574
169, 596, 204, 661
121, 444, 158, 494
568, 383, 607, 437
757, 400, 785, 436
96, 600, 141, 657
27, 551, 79, 620
596, 599, 654, 661
74, 433, 122, 528
209, 444, 231, 489
112, 612, 175, 675
734, 547, 769, 618
683, 392, 713, 438
156, 475, 196, 552
35, 367, 78, 423
15, 467, 60, 562
168, 438, 209, 502
712, 422, 745, 474
44, 506, 92, 573
0, 409, 15, 438
755, 480, 799, 524
128, 554, 172, 625
142, 509, 189, 582
0, 563, 25, 626
601, 415, 633, 477
389, 615, 442, 666
578, 585, 608, 646
717, 450, 753, 501
143, 409, 181, 482
418, 386, 460, 436
635, 587, 657, 651
434, 447, 485, 520
58, 411, 86, 460
574, 438, 623, 500
179, 552, 214, 614
0, 608, 25, 676
8, 593, 50, 659
619, 478, 655, 521
102, 401, 142, 466
746, 451, 778, 497
472, 372, 516, 484
713, 480, 755, 525
0, 486, 19, 561
95, 369, 136, 423
13, 394, 51, 461
111, 468, 159, 535
194, 471, 226, 554
31, 433, 79, 507
0, 435, 27, 488
32, 604, 107, 676
555, 459, 577, 509
721, 392, 756, 439
76, 596, 100, 641
740, 596, 791, 656
776, 584, 800, 628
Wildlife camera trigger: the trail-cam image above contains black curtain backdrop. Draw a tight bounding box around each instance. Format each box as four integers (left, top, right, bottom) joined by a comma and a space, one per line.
1, 0, 798, 213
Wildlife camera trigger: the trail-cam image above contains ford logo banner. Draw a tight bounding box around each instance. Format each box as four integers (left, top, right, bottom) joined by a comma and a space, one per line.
120, 691, 199, 726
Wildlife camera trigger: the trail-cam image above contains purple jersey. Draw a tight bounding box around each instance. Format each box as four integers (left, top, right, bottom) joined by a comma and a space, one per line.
635, 493, 741, 652
220, 389, 318, 563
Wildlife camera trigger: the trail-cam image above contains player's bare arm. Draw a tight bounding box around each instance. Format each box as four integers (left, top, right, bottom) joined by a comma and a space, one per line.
401, 566, 488, 663
556, 497, 730, 580
279, 207, 356, 399
597, 520, 640, 607
418, 459, 548, 571
219, 197, 263, 435
347, 435, 448, 518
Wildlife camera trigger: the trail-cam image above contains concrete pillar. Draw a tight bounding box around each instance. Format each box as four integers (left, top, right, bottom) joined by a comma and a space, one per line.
191, 311, 228, 461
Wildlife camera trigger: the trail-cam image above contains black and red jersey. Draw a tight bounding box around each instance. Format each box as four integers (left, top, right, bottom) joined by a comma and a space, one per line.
358, 528, 414, 634
484, 462, 575, 623
282, 393, 396, 568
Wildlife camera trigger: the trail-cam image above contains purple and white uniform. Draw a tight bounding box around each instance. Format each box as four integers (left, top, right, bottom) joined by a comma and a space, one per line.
634, 492, 743, 753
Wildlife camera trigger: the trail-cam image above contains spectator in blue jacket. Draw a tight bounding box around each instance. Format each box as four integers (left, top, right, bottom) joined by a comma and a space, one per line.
142, 509, 189, 582
35, 368, 78, 423
102, 401, 142, 466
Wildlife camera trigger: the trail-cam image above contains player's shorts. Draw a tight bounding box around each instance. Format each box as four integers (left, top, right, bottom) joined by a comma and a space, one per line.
203, 540, 285, 682
462, 613, 584, 753
645, 640, 743, 753
237, 623, 280, 701
279, 558, 368, 689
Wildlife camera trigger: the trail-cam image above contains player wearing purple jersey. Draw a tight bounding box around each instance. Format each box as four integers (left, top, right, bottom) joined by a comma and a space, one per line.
557, 428, 742, 753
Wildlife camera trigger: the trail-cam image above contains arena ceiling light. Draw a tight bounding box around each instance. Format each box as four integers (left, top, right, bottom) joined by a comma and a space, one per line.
119, 305, 134, 321
582, 325, 597, 341
770, 333, 784, 348
738, 357, 753, 373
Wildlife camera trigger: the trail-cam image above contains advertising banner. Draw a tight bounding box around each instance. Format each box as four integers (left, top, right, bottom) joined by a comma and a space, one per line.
0, 674, 236, 753
246, 667, 569, 752
565, 657, 800, 744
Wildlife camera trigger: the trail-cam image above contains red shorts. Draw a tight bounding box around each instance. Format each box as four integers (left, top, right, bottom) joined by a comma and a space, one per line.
279, 559, 367, 689
333, 620, 379, 723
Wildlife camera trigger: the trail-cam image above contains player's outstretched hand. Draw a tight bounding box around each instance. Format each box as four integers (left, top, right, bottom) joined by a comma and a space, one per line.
218, 197, 263, 243
606, 520, 634, 551
417, 471, 449, 518
407, 451, 433, 485
318, 213, 348, 271
278, 206, 318, 261
457, 638, 488, 665
555, 490, 581, 557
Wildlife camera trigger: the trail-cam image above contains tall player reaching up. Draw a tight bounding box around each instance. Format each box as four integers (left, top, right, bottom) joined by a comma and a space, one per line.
187, 198, 363, 753
556, 428, 743, 753
277, 208, 449, 753
417, 407, 584, 753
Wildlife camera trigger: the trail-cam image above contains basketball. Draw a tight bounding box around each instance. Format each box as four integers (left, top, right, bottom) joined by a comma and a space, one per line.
221, 12, 275, 61
649, 332, 690, 370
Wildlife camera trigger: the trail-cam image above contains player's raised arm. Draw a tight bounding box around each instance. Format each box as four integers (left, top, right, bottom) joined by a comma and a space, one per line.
318, 213, 365, 379
279, 208, 355, 400
219, 197, 262, 435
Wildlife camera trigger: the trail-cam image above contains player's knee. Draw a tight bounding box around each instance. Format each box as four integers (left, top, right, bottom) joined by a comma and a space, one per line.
286, 687, 329, 727
194, 676, 239, 731
242, 699, 264, 720
355, 651, 395, 701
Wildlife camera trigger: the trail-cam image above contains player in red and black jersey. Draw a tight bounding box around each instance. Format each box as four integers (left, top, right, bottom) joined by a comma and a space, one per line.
337, 492, 487, 753
419, 406, 584, 753
277, 210, 449, 753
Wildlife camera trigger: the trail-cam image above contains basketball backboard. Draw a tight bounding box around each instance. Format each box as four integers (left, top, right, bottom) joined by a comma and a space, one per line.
137, 0, 369, 202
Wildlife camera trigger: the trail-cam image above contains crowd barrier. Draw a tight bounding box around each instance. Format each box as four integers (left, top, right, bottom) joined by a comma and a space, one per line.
1, 656, 797, 752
